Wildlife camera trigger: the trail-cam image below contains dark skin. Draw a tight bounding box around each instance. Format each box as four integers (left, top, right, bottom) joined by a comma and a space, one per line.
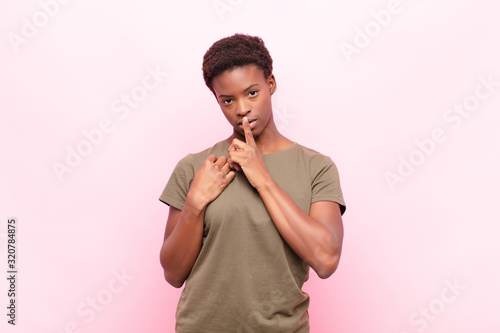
160, 65, 344, 288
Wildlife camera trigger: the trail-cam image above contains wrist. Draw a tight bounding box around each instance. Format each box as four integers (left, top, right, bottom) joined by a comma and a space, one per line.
255, 175, 275, 193
184, 192, 208, 215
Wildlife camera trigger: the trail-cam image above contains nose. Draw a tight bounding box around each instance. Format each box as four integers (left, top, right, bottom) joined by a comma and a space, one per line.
236, 100, 250, 116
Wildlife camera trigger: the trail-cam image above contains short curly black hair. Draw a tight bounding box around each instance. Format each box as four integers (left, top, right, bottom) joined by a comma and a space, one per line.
202, 34, 273, 94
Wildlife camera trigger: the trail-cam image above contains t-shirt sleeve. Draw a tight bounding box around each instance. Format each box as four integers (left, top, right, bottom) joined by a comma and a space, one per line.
311, 155, 346, 215
159, 154, 195, 211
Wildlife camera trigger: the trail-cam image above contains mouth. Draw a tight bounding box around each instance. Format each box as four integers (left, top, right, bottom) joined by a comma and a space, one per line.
238, 118, 257, 130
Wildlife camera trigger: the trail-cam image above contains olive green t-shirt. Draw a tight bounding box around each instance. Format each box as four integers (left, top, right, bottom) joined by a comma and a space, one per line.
159, 140, 346, 333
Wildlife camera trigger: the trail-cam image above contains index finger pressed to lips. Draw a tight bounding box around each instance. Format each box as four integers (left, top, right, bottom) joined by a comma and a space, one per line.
243, 117, 256, 147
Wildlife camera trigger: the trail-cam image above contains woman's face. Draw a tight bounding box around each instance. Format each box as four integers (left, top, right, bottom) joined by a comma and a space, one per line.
211, 64, 276, 140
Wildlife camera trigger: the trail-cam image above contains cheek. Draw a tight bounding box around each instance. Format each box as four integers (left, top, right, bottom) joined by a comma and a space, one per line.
259, 97, 273, 119
220, 106, 231, 118
221, 108, 237, 125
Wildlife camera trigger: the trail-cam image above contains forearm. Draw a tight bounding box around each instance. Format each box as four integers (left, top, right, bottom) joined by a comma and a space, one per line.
160, 196, 205, 287
257, 179, 343, 278
160, 154, 236, 287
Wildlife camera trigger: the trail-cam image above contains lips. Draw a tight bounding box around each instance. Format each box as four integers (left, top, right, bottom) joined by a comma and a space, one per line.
238, 119, 257, 130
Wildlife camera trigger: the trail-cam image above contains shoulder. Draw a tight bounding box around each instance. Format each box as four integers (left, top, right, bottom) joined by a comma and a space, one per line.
292, 143, 346, 213
290, 143, 337, 168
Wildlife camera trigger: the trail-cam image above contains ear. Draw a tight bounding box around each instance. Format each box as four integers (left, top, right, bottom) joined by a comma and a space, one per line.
267, 74, 277, 95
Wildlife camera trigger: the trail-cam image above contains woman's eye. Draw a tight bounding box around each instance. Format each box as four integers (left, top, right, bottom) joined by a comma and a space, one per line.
222, 99, 232, 105
248, 90, 258, 97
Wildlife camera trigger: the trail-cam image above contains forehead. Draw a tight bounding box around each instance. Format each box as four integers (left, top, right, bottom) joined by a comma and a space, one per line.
212, 64, 266, 94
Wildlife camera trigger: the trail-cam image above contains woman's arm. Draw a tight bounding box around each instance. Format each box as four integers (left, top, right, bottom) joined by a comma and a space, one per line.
159, 155, 235, 287
256, 184, 343, 278
228, 117, 344, 278
159, 199, 205, 288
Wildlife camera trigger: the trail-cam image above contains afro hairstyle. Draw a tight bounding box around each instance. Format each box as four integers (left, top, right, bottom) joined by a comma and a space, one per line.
202, 33, 273, 94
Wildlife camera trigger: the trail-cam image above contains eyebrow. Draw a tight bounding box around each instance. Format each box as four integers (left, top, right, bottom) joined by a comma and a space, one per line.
218, 84, 259, 99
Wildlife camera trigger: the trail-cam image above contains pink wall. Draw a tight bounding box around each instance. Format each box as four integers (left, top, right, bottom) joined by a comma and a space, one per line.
1, 0, 499, 332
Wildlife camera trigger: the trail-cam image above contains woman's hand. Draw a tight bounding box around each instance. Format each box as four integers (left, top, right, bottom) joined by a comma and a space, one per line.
228, 117, 271, 189
189, 154, 235, 209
